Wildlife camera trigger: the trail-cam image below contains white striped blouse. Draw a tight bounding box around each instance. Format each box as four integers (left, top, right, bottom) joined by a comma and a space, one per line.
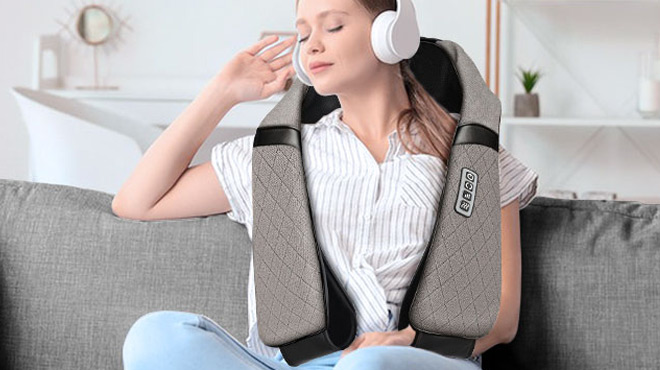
211, 106, 539, 363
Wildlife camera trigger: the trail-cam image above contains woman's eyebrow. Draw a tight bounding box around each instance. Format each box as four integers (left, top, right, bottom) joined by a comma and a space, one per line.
296, 10, 349, 26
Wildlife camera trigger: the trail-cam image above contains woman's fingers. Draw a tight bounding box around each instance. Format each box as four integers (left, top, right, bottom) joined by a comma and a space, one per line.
257, 36, 297, 62
268, 50, 294, 71
260, 66, 294, 98
244, 34, 279, 56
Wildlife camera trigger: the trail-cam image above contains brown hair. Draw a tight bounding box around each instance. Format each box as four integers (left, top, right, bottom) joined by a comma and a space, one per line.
295, 0, 457, 163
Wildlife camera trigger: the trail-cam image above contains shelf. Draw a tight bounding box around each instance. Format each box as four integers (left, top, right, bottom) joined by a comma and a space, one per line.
38, 85, 286, 130
43, 87, 286, 104
501, 116, 660, 127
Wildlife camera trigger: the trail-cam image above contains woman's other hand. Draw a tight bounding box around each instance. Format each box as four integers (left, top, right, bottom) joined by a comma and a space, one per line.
339, 326, 416, 359
219, 35, 297, 104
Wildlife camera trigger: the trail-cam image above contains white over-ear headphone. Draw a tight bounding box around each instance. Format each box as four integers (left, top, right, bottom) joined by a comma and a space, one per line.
292, 0, 420, 87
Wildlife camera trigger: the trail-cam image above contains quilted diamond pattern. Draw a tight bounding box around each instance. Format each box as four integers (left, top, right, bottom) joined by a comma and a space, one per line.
249, 38, 505, 350
252, 145, 327, 346
409, 144, 501, 338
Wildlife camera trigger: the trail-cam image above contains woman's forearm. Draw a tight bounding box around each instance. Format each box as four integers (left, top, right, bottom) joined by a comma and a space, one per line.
401, 324, 508, 358
471, 328, 509, 357
112, 72, 238, 215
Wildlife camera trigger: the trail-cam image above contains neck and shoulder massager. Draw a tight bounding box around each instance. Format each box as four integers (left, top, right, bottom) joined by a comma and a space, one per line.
251, 0, 502, 365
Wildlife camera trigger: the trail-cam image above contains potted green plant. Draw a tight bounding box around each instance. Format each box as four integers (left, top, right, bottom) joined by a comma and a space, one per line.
514, 66, 543, 117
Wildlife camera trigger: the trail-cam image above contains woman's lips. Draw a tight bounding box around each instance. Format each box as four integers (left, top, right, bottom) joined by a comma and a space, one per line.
311, 64, 333, 74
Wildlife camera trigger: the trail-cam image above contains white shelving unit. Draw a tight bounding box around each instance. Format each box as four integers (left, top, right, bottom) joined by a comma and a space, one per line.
503, 116, 660, 127
501, 116, 660, 147
497, 0, 660, 203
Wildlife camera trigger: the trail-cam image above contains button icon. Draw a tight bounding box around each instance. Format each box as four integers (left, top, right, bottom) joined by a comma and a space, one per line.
455, 167, 478, 218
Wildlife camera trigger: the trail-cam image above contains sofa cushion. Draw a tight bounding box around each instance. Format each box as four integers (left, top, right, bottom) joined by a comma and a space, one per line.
483, 196, 660, 370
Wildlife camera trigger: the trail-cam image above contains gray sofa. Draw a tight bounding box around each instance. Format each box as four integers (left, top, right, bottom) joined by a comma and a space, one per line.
0, 178, 658, 369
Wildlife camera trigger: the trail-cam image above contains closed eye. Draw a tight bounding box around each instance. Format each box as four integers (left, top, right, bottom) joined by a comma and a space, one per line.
298, 25, 343, 43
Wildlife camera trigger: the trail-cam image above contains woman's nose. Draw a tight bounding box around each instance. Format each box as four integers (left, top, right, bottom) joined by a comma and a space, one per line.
304, 35, 323, 55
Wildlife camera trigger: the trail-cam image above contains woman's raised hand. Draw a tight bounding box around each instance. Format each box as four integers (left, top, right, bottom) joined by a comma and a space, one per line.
219, 35, 298, 104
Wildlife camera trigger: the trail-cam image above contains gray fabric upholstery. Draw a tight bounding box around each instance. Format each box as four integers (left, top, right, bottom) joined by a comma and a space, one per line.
435, 39, 501, 134
482, 196, 660, 370
0, 179, 251, 369
1, 177, 659, 369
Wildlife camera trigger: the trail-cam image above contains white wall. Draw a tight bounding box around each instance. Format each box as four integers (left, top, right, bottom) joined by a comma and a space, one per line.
2, 1, 659, 202
1, 0, 487, 181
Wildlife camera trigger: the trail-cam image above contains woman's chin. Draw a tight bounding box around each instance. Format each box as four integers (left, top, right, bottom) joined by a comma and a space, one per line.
314, 84, 334, 96
311, 84, 336, 96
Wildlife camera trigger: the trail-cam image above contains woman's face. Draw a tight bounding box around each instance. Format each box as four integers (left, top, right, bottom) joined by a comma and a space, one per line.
295, 0, 378, 95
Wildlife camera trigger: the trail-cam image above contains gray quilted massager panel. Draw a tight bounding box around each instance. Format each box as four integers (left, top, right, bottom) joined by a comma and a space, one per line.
250, 37, 503, 362
252, 144, 326, 346
409, 143, 501, 338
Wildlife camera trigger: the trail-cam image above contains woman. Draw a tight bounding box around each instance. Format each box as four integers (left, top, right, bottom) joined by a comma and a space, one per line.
116, 0, 539, 369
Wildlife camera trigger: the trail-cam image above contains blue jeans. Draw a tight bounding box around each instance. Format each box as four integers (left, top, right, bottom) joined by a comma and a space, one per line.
122, 310, 483, 370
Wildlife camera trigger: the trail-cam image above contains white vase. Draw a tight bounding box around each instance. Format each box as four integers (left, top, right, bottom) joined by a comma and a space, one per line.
638, 78, 660, 118
637, 51, 660, 118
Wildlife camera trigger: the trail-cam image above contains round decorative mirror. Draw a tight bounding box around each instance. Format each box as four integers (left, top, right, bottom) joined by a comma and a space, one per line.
76, 5, 114, 45
54, 2, 131, 89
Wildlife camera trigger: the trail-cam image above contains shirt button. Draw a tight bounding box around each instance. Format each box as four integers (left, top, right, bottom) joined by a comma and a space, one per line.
363, 213, 371, 220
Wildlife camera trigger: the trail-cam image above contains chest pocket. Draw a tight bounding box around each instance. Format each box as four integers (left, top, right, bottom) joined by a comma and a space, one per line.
396, 155, 447, 212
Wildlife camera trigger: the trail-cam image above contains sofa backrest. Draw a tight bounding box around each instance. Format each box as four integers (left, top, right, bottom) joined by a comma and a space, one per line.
1, 178, 658, 369
0, 179, 252, 369
483, 194, 660, 369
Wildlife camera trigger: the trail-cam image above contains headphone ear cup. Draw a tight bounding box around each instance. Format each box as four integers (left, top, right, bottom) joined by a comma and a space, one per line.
371, 0, 421, 64
371, 10, 399, 64
390, 0, 421, 59
292, 39, 313, 86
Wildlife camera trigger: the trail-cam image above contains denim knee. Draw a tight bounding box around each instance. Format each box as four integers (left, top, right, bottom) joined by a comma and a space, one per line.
122, 310, 200, 369
334, 346, 390, 370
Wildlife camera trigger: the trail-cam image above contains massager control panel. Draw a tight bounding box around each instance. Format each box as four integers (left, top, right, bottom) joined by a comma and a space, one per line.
455, 167, 478, 218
